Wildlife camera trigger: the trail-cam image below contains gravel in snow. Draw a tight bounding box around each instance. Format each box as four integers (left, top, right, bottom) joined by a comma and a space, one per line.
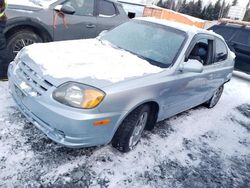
0, 77, 250, 187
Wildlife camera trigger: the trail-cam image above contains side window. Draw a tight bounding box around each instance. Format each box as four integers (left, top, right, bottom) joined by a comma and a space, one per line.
188, 38, 213, 66
64, 0, 94, 16
232, 30, 250, 46
215, 38, 228, 62
98, 0, 116, 17
211, 26, 236, 41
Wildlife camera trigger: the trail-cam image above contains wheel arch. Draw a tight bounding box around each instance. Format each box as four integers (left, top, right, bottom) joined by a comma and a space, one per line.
111, 100, 160, 140
5, 17, 53, 42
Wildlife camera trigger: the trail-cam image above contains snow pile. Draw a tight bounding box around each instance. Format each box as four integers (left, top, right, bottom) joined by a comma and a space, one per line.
0, 77, 250, 187
23, 39, 163, 83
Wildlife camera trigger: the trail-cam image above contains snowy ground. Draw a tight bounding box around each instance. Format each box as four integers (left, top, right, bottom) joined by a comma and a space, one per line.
0, 77, 249, 188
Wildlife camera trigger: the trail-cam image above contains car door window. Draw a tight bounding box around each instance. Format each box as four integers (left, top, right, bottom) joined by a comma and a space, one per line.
98, 0, 116, 17
232, 30, 250, 47
64, 0, 94, 16
215, 38, 228, 62
187, 38, 213, 66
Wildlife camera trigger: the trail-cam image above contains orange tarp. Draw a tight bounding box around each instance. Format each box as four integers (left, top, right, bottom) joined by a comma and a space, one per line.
143, 6, 206, 28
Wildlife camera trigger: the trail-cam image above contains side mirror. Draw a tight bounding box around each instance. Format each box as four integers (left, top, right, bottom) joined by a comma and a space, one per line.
54, 4, 75, 15
180, 59, 204, 73
128, 12, 136, 19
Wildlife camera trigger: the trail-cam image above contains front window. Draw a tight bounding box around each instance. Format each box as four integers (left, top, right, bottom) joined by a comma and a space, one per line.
98, 0, 117, 17
64, 0, 94, 16
100, 20, 186, 68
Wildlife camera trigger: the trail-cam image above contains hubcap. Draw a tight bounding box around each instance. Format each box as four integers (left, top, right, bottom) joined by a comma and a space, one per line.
210, 86, 223, 107
13, 38, 36, 56
129, 112, 148, 149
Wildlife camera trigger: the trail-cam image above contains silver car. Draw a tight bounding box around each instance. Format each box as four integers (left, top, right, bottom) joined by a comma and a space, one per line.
8, 17, 235, 152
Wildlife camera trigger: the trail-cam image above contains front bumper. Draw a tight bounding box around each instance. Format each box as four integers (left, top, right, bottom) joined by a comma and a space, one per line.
8, 63, 123, 148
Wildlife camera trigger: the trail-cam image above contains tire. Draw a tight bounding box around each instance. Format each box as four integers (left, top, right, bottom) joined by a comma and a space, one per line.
112, 105, 150, 153
7, 30, 42, 61
205, 85, 224, 108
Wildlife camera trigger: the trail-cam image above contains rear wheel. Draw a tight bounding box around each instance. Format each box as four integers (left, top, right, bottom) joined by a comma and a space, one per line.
7, 30, 42, 60
112, 105, 150, 153
205, 85, 224, 108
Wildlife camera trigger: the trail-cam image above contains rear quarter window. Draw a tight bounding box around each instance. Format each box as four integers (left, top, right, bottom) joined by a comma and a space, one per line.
215, 38, 228, 62
232, 30, 250, 46
211, 26, 236, 41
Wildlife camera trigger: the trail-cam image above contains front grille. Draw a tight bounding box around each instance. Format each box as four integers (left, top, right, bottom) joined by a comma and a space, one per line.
16, 61, 54, 96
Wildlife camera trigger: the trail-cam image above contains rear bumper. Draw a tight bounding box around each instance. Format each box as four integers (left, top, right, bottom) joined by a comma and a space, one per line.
8, 63, 124, 148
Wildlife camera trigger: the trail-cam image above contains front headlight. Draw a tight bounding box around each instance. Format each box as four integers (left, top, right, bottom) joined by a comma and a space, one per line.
52, 82, 105, 109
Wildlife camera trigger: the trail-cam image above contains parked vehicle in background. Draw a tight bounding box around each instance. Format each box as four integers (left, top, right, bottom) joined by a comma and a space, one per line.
118, 0, 145, 18
209, 19, 250, 74
2, 0, 128, 77
8, 18, 235, 152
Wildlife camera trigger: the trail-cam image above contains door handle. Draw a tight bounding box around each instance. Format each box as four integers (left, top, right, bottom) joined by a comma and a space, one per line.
86, 24, 96, 28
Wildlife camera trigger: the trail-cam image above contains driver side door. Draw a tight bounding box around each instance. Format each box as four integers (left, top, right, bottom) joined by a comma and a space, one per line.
53, 0, 97, 41
160, 35, 215, 119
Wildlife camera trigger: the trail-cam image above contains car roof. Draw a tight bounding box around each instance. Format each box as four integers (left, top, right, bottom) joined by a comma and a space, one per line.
212, 24, 250, 31
136, 17, 223, 39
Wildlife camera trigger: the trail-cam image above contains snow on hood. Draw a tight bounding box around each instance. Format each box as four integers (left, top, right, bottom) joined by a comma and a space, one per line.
22, 39, 163, 83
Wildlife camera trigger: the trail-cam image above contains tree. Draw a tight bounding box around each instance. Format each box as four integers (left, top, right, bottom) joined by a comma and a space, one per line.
232, 0, 238, 6
243, 0, 250, 21
156, 0, 164, 7
193, 0, 202, 18
175, 0, 183, 12
202, 3, 214, 20
222, 3, 230, 18
213, 0, 222, 20
179, 0, 187, 13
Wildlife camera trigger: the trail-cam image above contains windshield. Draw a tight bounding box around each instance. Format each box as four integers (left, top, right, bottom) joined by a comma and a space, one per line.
100, 20, 186, 68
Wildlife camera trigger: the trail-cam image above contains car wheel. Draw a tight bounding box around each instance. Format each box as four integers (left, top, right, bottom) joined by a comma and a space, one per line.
112, 105, 150, 153
7, 30, 42, 60
205, 85, 224, 108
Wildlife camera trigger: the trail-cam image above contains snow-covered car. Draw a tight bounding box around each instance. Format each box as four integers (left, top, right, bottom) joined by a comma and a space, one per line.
8, 17, 235, 152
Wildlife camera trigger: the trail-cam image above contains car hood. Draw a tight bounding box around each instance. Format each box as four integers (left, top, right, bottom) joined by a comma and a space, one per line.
19, 39, 163, 88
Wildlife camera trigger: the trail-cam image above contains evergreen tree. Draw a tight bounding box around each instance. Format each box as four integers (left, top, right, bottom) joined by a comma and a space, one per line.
179, 0, 187, 13
232, 0, 238, 6
222, 3, 230, 18
193, 0, 202, 18
243, 0, 250, 20
213, 0, 222, 20
243, 9, 250, 21
175, 0, 183, 12
203, 3, 214, 20
201, 7, 207, 19
156, 0, 164, 7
